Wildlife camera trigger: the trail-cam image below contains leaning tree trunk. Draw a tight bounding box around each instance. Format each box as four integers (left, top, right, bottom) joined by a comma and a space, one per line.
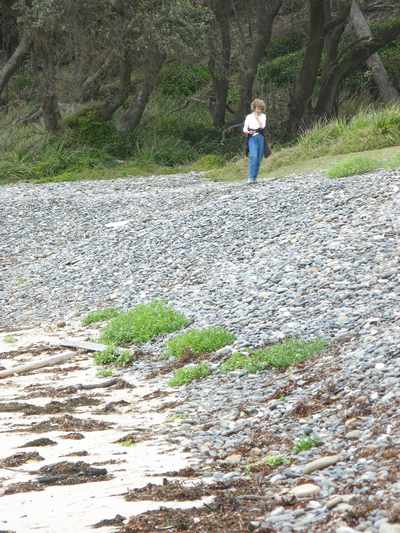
351, 0, 399, 102
287, 0, 326, 137
237, 0, 282, 118
0, 31, 31, 98
315, 22, 400, 119
207, 0, 232, 127
118, 50, 165, 132
35, 34, 62, 134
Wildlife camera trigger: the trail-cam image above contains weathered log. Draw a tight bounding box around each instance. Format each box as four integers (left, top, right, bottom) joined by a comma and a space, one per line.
0, 351, 76, 379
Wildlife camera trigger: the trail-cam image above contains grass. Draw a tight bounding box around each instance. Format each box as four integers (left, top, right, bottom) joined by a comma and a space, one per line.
94, 345, 133, 367
96, 368, 114, 378
82, 307, 121, 326
220, 338, 327, 374
166, 327, 235, 358
100, 300, 189, 345
293, 435, 322, 454
327, 155, 380, 178
208, 105, 400, 182
168, 363, 211, 387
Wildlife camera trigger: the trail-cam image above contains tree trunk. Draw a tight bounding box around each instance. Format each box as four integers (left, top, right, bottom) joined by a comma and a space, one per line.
80, 52, 117, 103
237, 0, 282, 118
36, 35, 62, 134
0, 31, 31, 98
207, 0, 232, 127
287, 0, 326, 137
315, 22, 400, 119
118, 50, 165, 132
350, 0, 399, 102
99, 52, 131, 121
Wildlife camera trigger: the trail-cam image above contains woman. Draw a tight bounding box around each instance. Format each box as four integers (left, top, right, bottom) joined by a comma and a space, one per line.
243, 98, 270, 184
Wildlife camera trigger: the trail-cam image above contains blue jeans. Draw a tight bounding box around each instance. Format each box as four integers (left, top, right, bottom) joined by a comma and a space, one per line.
248, 134, 264, 182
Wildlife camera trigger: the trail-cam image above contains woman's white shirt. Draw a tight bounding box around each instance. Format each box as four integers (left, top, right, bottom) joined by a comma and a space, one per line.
243, 112, 266, 134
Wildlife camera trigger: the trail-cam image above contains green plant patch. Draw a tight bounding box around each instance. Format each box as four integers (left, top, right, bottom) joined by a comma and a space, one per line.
94, 345, 133, 367
167, 327, 235, 358
264, 454, 290, 468
385, 151, 400, 169
96, 368, 114, 378
220, 338, 327, 374
82, 308, 121, 326
100, 300, 189, 345
327, 155, 380, 178
293, 435, 322, 454
3, 335, 16, 344
168, 363, 211, 387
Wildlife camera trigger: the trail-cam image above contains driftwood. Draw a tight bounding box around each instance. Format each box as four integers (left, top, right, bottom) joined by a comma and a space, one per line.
55, 338, 132, 354
0, 351, 76, 379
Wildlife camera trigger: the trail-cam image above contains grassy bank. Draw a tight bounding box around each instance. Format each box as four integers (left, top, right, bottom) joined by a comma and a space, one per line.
208, 106, 400, 182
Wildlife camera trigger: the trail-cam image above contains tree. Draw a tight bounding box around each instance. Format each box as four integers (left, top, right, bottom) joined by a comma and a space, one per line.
350, 0, 399, 102
206, 0, 232, 127
233, 0, 283, 118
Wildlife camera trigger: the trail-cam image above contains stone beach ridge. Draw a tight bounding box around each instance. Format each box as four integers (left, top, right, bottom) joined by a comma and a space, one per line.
1, 170, 400, 532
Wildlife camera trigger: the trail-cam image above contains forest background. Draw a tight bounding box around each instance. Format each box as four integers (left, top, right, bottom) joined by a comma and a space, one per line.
0, 0, 400, 183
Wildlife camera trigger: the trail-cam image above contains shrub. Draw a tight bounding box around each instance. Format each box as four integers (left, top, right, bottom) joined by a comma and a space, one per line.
257, 50, 304, 87
100, 300, 189, 345
94, 345, 133, 367
167, 327, 236, 358
82, 308, 121, 326
293, 435, 322, 454
220, 338, 327, 374
160, 64, 210, 97
327, 155, 380, 178
168, 363, 211, 387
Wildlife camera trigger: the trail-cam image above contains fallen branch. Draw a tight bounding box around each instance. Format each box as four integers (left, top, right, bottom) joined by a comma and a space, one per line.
55, 338, 133, 354
0, 351, 76, 379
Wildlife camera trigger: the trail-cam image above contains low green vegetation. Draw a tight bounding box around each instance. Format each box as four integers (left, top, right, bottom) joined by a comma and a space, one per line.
220, 338, 327, 374
118, 437, 136, 447
166, 327, 235, 358
94, 345, 133, 367
3, 335, 16, 343
327, 155, 380, 179
168, 363, 211, 387
293, 435, 322, 454
264, 454, 290, 468
208, 107, 400, 182
82, 307, 121, 326
96, 368, 114, 378
100, 300, 189, 345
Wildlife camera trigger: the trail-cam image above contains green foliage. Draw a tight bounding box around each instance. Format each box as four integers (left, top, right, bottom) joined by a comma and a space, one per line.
258, 50, 304, 87
96, 368, 114, 378
267, 34, 304, 60
166, 327, 235, 358
264, 454, 290, 468
220, 338, 327, 374
64, 109, 134, 157
327, 155, 380, 178
82, 308, 121, 326
267, 106, 400, 172
168, 363, 211, 387
195, 154, 225, 170
94, 345, 133, 367
3, 335, 16, 343
100, 300, 189, 345
293, 435, 322, 454
160, 64, 210, 97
